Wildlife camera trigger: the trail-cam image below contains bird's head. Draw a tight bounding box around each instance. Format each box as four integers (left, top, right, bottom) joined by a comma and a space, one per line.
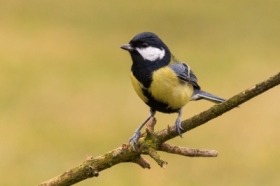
121, 32, 171, 65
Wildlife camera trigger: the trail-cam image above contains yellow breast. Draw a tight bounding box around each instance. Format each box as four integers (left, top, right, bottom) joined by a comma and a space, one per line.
149, 67, 193, 110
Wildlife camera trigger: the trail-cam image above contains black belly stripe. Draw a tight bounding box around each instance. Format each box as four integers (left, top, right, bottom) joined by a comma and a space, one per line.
142, 88, 179, 113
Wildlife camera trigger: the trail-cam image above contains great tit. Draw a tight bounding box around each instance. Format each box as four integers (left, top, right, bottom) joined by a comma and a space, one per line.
121, 32, 225, 150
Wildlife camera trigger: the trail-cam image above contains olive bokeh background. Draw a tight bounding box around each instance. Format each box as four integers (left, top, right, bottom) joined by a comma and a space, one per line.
0, 1, 280, 185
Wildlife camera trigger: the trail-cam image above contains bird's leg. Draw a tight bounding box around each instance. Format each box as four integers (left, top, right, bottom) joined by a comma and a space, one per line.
175, 108, 183, 137
129, 108, 156, 150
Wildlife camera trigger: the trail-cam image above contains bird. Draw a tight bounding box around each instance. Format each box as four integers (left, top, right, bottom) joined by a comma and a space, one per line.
120, 32, 225, 150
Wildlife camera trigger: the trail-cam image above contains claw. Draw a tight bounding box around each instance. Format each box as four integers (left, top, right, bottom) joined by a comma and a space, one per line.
128, 109, 156, 151
128, 131, 141, 150
174, 109, 183, 137
175, 117, 183, 137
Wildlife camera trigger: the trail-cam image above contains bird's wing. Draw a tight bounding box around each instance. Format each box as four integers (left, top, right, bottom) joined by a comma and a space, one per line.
169, 62, 200, 89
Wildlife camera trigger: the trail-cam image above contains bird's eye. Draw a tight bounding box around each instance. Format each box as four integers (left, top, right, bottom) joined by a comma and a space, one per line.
142, 43, 148, 48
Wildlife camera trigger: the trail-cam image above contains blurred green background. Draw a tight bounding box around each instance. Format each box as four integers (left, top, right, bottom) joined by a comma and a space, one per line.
0, 0, 280, 185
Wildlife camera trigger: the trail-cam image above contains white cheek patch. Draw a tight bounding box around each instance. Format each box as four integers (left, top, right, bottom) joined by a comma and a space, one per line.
136, 46, 165, 61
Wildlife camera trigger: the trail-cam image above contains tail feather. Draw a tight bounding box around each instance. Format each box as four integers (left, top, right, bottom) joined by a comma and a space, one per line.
191, 89, 225, 103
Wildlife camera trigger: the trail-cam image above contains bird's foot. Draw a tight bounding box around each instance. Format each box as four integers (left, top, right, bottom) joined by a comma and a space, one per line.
128, 130, 141, 151
175, 117, 183, 137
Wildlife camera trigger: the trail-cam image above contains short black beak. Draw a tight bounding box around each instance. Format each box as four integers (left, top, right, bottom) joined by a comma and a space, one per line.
120, 44, 134, 51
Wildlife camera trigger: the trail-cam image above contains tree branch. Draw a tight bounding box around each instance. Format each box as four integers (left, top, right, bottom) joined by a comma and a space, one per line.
38, 72, 280, 186
159, 143, 218, 157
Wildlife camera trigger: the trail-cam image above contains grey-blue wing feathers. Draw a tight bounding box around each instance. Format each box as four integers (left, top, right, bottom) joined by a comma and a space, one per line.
169, 62, 225, 104
169, 63, 200, 89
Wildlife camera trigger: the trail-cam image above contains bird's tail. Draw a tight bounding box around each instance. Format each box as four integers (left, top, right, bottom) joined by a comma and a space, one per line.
191, 89, 225, 104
